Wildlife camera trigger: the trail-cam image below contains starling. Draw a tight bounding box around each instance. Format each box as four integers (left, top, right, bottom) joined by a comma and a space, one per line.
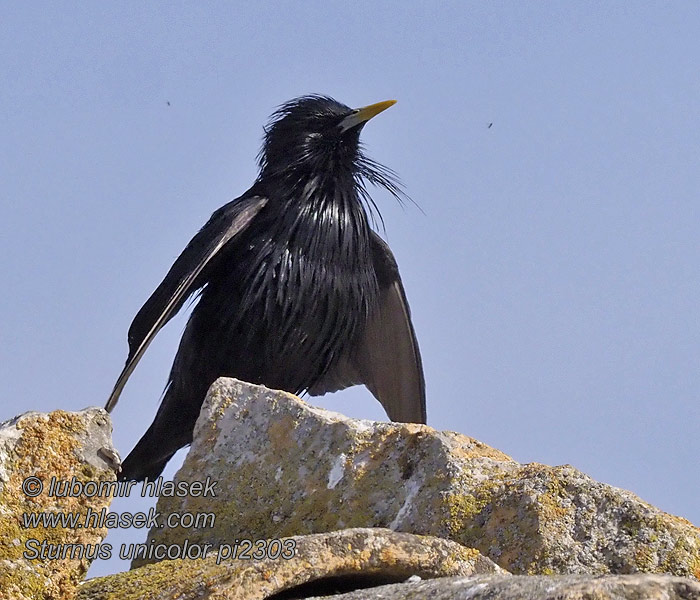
106, 95, 426, 481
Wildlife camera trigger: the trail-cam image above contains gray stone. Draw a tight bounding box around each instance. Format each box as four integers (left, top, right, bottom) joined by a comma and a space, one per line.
142, 378, 700, 579
80, 528, 503, 599
0, 408, 118, 600
306, 574, 700, 600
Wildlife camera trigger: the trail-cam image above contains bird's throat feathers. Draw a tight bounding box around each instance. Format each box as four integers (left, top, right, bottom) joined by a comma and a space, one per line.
277, 170, 373, 269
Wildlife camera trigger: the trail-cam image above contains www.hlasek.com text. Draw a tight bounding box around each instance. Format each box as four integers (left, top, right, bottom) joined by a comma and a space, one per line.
22, 506, 216, 531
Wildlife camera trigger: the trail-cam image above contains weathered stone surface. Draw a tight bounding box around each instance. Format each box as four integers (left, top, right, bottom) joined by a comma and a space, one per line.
143, 378, 700, 579
0, 408, 118, 600
80, 527, 502, 599
306, 574, 700, 600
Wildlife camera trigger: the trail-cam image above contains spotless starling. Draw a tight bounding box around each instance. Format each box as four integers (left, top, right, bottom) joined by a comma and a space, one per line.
106, 95, 426, 481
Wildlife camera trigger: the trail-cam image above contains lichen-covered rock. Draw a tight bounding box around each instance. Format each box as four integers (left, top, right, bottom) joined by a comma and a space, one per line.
305, 574, 700, 600
80, 527, 502, 599
0, 408, 118, 600
143, 378, 700, 580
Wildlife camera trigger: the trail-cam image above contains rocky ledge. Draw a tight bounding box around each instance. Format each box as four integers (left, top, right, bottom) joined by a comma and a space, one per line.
1, 378, 698, 599
142, 378, 700, 579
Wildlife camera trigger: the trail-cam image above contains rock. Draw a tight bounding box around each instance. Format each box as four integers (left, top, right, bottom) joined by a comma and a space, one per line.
142, 378, 700, 580
79, 528, 503, 599
0, 408, 118, 600
303, 574, 700, 600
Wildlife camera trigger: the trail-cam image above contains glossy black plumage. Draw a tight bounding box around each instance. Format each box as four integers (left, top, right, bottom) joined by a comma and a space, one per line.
107, 95, 425, 481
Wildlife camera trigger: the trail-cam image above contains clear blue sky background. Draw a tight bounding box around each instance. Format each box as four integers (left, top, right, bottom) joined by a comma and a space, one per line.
2, 2, 698, 578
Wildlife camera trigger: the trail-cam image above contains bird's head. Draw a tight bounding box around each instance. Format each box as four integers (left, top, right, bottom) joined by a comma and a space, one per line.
256, 95, 408, 226
257, 95, 396, 179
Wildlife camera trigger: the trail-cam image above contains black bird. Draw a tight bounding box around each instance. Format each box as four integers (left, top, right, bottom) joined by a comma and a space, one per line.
106, 95, 426, 481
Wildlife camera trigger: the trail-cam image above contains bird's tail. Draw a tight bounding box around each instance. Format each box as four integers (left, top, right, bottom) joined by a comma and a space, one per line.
117, 422, 183, 482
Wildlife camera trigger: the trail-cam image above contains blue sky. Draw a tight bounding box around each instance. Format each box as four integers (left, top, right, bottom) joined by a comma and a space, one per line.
2, 2, 698, 578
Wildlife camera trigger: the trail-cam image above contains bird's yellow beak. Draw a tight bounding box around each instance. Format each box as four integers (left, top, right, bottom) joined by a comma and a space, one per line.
339, 99, 397, 132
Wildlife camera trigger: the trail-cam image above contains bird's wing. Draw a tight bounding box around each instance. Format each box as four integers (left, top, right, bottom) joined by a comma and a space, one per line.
309, 232, 426, 424
105, 194, 268, 412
